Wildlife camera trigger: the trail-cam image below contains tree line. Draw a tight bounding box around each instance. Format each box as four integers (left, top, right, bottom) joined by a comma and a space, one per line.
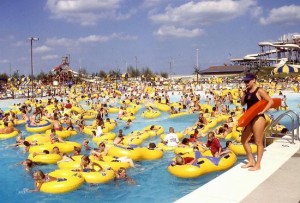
78, 65, 169, 81
0, 65, 170, 83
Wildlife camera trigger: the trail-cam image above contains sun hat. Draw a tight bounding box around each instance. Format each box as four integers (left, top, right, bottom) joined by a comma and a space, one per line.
242, 73, 257, 81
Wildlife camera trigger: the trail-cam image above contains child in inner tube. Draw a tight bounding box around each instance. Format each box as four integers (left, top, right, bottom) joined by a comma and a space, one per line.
147, 106, 154, 112
30, 170, 62, 192
124, 119, 132, 129
82, 139, 91, 151
114, 167, 136, 185
113, 129, 125, 145
17, 158, 34, 172
74, 155, 103, 172
0, 121, 19, 134
76, 115, 85, 132
144, 125, 159, 135
171, 155, 196, 166
198, 131, 222, 158
92, 142, 136, 168
219, 140, 232, 156
23, 141, 32, 153
148, 142, 163, 151
148, 142, 156, 150
50, 129, 65, 144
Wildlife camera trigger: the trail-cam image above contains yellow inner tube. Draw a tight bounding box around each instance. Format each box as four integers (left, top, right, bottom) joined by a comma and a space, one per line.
40, 169, 84, 194
26, 120, 53, 133
0, 130, 18, 140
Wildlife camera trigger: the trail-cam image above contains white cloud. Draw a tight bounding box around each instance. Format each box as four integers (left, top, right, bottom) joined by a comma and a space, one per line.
250, 6, 263, 18
115, 33, 138, 40
41, 54, 59, 60
46, 37, 77, 47
79, 35, 111, 43
46, 0, 134, 26
47, 0, 120, 12
150, 0, 258, 26
46, 33, 137, 47
13, 41, 26, 47
141, 0, 167, 8
79, 33, 137, 43
34, 45, 52, 53
260, 5, 300, 25
154, 25, 203, 38
0, 59, 9, 64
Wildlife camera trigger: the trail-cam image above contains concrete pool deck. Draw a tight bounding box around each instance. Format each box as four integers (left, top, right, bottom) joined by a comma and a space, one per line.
175, 138, 300, 203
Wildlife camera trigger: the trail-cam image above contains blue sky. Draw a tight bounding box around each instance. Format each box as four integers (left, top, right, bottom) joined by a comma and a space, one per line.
0, 0, 299, 76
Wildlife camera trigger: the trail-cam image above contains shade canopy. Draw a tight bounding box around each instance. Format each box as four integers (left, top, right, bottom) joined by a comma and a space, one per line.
273, 64, 298, 74
121, 73, 129, 78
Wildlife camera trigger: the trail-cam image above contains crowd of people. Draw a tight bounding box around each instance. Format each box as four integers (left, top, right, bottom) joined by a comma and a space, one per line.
0, 72, 295, 192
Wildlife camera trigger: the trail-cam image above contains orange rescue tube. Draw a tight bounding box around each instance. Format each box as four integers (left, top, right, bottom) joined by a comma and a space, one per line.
238, 98, 281, 127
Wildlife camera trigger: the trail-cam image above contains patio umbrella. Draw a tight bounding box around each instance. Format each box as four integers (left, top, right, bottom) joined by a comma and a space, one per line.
8, 78, 16, 82
273, 64, 298, 74
121, 73, 129, 79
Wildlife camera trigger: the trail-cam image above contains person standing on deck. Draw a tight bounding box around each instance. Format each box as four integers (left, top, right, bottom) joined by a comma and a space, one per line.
240, 73, 273, 171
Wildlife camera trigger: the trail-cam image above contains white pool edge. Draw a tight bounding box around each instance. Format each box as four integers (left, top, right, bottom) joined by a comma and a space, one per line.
175, 137, 300, 203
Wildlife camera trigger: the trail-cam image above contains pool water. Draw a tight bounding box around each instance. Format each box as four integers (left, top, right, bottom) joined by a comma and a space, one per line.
0, 92, 299, 203
266, 93, 300, 131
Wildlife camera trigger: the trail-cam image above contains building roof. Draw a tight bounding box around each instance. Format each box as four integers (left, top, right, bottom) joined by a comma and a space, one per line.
200, 65, 246, 74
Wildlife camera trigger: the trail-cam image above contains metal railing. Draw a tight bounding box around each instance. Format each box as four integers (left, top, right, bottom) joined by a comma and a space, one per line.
264, 110, 299, 147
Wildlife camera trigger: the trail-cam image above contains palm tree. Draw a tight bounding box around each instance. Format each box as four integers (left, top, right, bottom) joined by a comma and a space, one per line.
78, 67, 88, 75
127, 65, 140, 80
0, 73, 8, 80
194, 66, 201, 84
36, 71, 48, 81
134, 68, 140, 79
12, 70, 20, 79
108, 69, 121, 78
108, 69, 121, 89
98, 70, 107, 79
78, 67, 88, 81
160, 72, 168, 79
141, 67, 153, 81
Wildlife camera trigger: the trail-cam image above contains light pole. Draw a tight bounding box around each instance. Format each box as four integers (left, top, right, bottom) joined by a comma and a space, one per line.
196, 48, 200, 85
196, 48, 199, 69
28, 37, 39, 98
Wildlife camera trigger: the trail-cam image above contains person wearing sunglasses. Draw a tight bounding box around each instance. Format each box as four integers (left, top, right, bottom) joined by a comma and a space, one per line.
240, 73, 273, 171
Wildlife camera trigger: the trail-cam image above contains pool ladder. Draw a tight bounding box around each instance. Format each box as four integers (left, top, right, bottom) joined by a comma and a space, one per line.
264, 110, 300, 147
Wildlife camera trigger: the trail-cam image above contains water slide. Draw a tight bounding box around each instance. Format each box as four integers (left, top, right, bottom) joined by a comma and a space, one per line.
273, 58, 288, 68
